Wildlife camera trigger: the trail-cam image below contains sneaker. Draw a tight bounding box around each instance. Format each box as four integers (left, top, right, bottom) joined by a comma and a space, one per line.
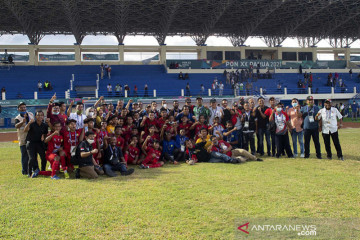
64, 170, 70, 179
256, 158, 264, 161
31, 169, 40, 178
51, 175, 61, 180
187, 160, 195, 165
294, 154, 298, 157
139, 164, 149, 169
327, 156, 332, 160
121, 168, 135, 176
48, 165, 52, 170
75, 168, 80, 179
338, 156, 344, 161
230, 158, 239, 164
317, 156, 322, 159
300, 154, 304, 158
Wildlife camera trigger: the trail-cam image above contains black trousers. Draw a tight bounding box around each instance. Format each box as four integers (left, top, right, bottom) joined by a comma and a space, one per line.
304, 129, 321, 158
26, 141, 47, 174
243, 132, 256, 155
322, 131, 343, 158
275, 134, 293, 158
162, 149, 185, 162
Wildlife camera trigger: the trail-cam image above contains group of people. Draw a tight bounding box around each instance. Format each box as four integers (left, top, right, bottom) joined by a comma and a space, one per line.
16, 93, 345, 180
100, 63, 112, 79
107, 84, 148, 97
37, 80, 52, 92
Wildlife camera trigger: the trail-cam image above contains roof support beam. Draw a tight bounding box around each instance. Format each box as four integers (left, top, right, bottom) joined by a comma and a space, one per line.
262, 36, 286, 47
61, 0, 85, 45
191, 34, 208, 46
328, 37, 357, 48
114, 0, 131, 45
4, 0, 43, 45
227, 35, 248, 47
154, 0, 180, 45
297, 37, 322, 48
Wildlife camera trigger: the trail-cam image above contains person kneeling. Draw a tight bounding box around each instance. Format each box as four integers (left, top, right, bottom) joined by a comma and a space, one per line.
77, 132, 104, 179
103, 136, 134, 177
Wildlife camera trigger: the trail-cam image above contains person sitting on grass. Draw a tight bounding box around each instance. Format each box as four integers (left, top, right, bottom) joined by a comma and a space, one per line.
103, 136, 134, 177
77, 131, 104, 179
174, 128, 189, 162
161, 130, 180, 164
140, 137, 164, 169
185, 139, 197, 165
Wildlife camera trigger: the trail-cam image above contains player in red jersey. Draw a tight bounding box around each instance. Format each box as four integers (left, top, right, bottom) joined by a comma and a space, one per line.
191, 115, 208, 140
140, 137, 164, 169
178, 115, 192, 138
44, 122, 64, 179
140, 112, 158, 134
114, 125, 125, 150
61, 119, 84, 173
124, 135, 140, 165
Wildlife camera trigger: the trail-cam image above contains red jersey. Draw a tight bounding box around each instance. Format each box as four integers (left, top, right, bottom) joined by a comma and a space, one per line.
179, 122, 192, 138
195, 123, 208, 137
144, 118, 158, 133
97, 130, 108, 147
62, 129, 82, 152
46, 133, 63, 155
157, 118, 167, 129
264, 107, 275, 118
127, 145, 140, 161
147, 147, 161, 160
142, 133, 160, 148
211, 140, 232, 157
116, 135, 125, 149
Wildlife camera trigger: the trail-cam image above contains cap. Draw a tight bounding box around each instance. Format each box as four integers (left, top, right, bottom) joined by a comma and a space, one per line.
307, 96, 314, 100
269, 97, 275, 100
17, 102, 26, 108
196, 97, 202, 100
185, 98, 191, 103
210, 98, 216, 103
325, 99, 332, 103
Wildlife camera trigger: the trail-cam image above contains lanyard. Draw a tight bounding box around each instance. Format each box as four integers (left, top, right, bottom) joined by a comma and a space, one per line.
211, 107, 217, 116
69, 131, 77, 146
109, 146, 117, 157
326, 109, 332, 121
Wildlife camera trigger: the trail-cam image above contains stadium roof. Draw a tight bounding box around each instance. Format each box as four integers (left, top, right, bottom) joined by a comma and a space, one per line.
0, 0, 359, 47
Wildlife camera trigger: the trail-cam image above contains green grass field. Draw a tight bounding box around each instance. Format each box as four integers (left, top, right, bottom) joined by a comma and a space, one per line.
0, 129, 359, 239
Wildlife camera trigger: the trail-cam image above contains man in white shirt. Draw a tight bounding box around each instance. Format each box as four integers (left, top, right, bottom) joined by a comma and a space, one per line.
219, 82, 224, 96
208, 98, 223, 125
315, 99, 343, 160
67, 101, 87, 130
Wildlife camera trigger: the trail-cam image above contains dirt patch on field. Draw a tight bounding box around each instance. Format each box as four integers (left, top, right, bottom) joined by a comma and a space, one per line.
342, 122, 360, 128
0, 132, 17, 142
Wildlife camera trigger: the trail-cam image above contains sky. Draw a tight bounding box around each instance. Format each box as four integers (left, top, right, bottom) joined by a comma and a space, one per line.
1, 34, 358, 60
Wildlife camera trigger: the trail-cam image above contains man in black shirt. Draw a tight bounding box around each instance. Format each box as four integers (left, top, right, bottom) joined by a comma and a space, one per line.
241, 102, 257, 155
24, 110, 48, 177
103, 136, 134, 177
254, 97, 269, 156
78, 131, 104, 179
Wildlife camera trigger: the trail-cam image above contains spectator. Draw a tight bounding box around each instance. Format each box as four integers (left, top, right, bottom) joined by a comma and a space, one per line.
184, 73, 189, 80
8, 54, 13, 64
351, 101, 358, 121
349, 69, 352, 79
219, 82, 224, 96
100, 63, 104, 79
37, 81, 42, 92
144, 84, 149, 97
107, 83, 112, 95
115, 84, 121, 97
107, 65, 111, 79
185, 83, 190, 96
134, 85, 138, 97
179, 72, 184, 80
200, 84, 205, 95
1, 87, 5, 94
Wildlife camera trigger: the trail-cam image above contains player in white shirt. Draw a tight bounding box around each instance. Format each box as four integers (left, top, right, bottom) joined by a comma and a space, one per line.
315, 99, 344, 160
67, 101, 87, 130
208, 98, 223, 125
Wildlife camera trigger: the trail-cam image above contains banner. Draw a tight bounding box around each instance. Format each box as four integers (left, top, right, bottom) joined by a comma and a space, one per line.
167, 60, 282, 69
39, 54, 75, 61
83, 54, 119, 61
0, 54, 29, 62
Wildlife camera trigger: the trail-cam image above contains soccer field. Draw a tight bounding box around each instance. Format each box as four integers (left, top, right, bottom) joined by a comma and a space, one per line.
0, 129, 359, 239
